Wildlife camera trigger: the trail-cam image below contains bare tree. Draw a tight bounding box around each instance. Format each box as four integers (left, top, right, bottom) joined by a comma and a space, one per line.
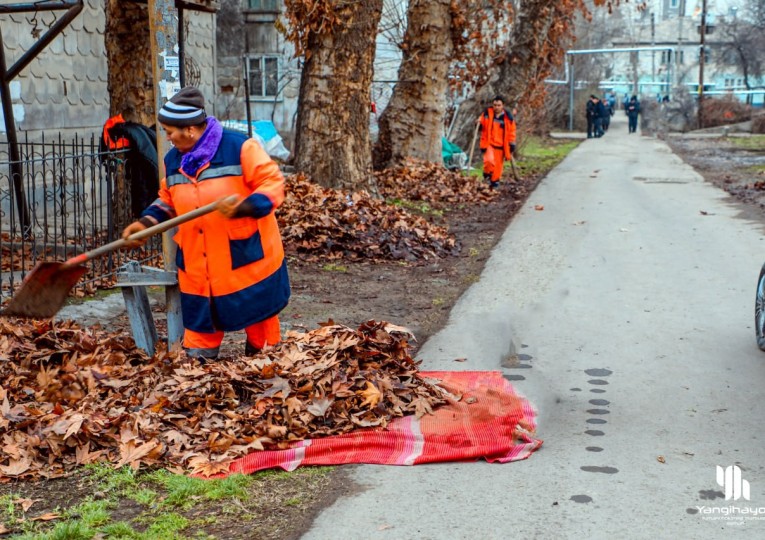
104, 0, 155, 124
450, 0, 587, 151
717, 5, 765, 103
373, 0, 455, 169
286, 0, 384, 192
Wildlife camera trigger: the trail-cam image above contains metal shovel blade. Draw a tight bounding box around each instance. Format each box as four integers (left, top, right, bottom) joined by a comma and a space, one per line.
1, 262, 88, 319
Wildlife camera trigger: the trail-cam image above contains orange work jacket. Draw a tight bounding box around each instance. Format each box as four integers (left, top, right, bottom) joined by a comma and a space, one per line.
144, 130, 290, 333
479, 107, 516, 160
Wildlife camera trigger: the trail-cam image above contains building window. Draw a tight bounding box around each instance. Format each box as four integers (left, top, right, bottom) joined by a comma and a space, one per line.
669, 0, 679, 8
246, 0, 279, 11
661, 50, 672, 64
248, 56, 280, 98
699, 48, 710, 63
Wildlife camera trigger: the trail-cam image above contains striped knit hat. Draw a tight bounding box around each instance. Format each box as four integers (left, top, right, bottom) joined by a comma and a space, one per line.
157, 87, 207, 127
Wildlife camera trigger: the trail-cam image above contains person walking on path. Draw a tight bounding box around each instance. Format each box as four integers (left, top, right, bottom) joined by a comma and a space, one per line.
627, 95, 641, 133
601, 97, 613, 132
477, 95, 516, 189
594, 97, 606, 137
586, 95, 598, 138
121, 86, 291, 360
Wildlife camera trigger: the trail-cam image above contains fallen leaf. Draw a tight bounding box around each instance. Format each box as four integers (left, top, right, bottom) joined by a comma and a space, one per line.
188, 456, 233, 478
454, 358, 467, 363
413, 397, 433, 418
30, 513, 61, 522
534, 205, 544, 211
657, 456, 666, 464
306, 397, 334, 417
359, 382, 382, 408
0, 458, 31, 477
12, 498, 39, 512
115, 440, 160, 469
262, 375, 292, 399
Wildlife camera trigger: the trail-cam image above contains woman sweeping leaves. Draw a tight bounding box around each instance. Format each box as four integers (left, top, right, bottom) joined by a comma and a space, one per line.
122, 87, 290, 360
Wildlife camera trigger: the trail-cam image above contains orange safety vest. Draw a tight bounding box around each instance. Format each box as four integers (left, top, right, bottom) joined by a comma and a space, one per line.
479, 107, 516, 160
148, 131, 290, 333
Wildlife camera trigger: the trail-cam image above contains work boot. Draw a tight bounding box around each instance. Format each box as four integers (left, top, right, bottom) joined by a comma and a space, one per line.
489, 180, 499, 190
244, 341, 261, 357
184, 348, 217, 364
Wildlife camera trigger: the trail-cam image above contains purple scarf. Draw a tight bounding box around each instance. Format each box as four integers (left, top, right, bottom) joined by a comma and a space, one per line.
180, 116, 223, 178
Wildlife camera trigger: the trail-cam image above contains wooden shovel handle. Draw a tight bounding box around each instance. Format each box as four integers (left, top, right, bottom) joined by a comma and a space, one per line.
468, 121, 480, 172
64, 195, 239, 267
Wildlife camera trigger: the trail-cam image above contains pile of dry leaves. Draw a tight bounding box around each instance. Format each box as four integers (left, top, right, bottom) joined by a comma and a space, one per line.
0, 318, 452, 479
279, 173, 460, 262
375, 158, 499, 207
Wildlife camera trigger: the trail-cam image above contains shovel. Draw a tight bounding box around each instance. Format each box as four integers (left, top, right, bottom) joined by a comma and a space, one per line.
1, 196, 236, 319
467, 121, 480, 174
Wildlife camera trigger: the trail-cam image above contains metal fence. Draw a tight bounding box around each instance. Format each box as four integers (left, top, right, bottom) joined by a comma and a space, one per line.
0, 133, 163, 296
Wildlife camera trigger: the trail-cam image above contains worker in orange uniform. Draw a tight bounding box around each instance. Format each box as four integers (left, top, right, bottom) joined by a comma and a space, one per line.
122, 87, 290, 361
477, 95, 517, 189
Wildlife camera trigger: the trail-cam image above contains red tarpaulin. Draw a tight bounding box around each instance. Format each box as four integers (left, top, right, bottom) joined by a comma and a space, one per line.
215, 371, 542, 477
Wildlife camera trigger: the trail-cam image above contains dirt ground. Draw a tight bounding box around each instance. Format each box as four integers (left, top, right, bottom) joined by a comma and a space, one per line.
664, 133, 765, 219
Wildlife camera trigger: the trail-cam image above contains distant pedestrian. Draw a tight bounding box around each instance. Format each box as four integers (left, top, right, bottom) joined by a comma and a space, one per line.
586, 95, 599, 139
627, 95, 640, 133
601, 97, 613, 132
476, 95, 516, 189
594, 97, 606, 137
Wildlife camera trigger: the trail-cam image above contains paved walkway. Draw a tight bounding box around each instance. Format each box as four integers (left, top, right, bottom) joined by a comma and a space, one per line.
302, 113, 765, 539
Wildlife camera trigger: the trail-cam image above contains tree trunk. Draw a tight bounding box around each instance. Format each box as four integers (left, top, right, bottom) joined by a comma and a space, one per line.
104, 0, 156, 230
293, 0, 383, 192
373, 0, 454, 169
450, 0, 560, 151
104, 0, 155, 125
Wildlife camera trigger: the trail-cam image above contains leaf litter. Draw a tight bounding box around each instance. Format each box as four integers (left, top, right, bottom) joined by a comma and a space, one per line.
0, 318, 453, 479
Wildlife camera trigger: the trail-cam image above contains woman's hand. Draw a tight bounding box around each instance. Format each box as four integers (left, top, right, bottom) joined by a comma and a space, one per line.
216, 195, 243, 219
122, 221, 149, 248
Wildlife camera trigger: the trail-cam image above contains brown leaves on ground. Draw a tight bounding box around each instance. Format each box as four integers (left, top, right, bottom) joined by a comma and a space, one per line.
375, 158, 499, 207
0, 318, 450, 480
279, 172, 461, 263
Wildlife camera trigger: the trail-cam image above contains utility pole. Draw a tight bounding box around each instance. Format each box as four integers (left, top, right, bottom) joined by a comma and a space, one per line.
651, 12, 656, 97
698, 0, 707, 128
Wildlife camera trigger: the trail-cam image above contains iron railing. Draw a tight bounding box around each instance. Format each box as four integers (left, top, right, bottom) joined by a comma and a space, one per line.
0, 133, 163, 296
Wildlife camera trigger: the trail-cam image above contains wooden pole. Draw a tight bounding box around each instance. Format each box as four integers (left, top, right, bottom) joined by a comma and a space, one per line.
698, 0, 707, 128
467, 122, 480, 173
148, 0, 184, 351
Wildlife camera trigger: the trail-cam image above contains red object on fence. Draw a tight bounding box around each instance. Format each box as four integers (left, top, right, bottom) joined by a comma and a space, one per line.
212, 371, 542, 477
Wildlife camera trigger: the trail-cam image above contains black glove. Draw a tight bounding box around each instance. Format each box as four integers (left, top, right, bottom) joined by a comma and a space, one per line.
510, 144, 516, 154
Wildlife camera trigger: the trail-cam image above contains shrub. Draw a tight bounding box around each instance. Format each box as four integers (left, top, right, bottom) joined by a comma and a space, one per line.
700, 96, 753, 128
752, 113, 765, 134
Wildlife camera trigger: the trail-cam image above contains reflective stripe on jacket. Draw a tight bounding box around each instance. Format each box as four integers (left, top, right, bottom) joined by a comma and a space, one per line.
145, 130, 290, 332
479, 107, 516, 160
